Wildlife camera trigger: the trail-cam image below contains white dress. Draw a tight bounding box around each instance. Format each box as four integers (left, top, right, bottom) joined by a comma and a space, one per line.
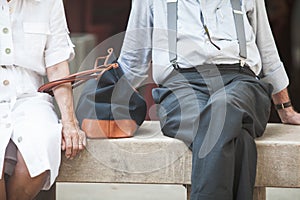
0, 0, 74, 190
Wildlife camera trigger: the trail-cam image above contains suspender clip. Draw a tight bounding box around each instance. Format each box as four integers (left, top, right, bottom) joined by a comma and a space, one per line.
171, 60, 180, 70
233, 9, 243, 15
240, 58, 246, 67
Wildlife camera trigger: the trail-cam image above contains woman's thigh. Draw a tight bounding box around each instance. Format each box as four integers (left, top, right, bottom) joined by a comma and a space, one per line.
10, 93, 61, 190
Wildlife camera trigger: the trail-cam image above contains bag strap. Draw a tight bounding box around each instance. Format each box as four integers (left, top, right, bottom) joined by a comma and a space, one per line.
166, 0, 247, 67
38, 48, 118, 96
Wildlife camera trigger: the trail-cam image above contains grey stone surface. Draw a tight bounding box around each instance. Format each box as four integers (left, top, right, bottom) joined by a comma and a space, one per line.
57, 122, 300, 188
57, 121, 192, 184
56, 122, 300, 200
256, 124, 300, 187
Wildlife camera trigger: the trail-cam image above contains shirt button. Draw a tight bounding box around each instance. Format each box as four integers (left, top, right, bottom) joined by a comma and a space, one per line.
5, 48, 11, 54
3, 80, 9, 86
3, 27, 9, 34
18, 136, 22, 143
2, 114, 8, 119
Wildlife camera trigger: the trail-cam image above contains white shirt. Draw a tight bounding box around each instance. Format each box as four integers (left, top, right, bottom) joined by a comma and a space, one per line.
118, 0, 289, 94
0, 0, 74, 75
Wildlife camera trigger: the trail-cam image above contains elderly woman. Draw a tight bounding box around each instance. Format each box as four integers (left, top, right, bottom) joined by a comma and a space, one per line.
0, 0, 86, 199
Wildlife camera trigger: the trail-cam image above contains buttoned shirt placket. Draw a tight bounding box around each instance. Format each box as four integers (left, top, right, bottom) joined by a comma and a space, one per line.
0, 0, 16, 146
0, 0, 14, 65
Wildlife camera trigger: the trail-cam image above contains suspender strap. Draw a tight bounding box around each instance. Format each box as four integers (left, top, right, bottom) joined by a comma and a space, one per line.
167, 0, 247, 67
167, 0, 178, 68
231, 0, 247, 60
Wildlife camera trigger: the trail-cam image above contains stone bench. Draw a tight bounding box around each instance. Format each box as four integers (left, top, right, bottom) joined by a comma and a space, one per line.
35, 121, 300, 200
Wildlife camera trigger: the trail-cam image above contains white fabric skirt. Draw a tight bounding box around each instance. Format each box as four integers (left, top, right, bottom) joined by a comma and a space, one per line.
0, 65, 62, 190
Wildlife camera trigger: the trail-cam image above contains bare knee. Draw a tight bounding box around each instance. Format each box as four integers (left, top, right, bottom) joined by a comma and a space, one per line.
7, 171, 49, 200
7, 151, 49, 200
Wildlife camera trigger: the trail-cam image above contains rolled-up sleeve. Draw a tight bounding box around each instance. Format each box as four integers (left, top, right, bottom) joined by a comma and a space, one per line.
253, 0, 289, 94
118, 0, 153, 88
44, 0, 74, 68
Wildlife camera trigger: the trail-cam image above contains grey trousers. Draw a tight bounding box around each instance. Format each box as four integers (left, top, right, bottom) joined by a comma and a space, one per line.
152, 65, 273, 200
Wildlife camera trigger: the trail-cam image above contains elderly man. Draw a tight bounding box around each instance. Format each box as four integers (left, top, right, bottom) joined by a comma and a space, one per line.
118, 0, 300, 199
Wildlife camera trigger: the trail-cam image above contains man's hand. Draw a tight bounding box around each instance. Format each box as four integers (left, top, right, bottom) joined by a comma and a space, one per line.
277, 107, 300, 125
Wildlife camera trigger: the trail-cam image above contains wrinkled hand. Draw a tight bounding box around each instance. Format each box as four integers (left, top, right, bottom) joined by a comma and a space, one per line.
277, 107, 300, 125
61, 121, 87, 159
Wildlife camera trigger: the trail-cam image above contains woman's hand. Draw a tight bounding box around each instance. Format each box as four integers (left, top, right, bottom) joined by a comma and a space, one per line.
61, 120, 87, 159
